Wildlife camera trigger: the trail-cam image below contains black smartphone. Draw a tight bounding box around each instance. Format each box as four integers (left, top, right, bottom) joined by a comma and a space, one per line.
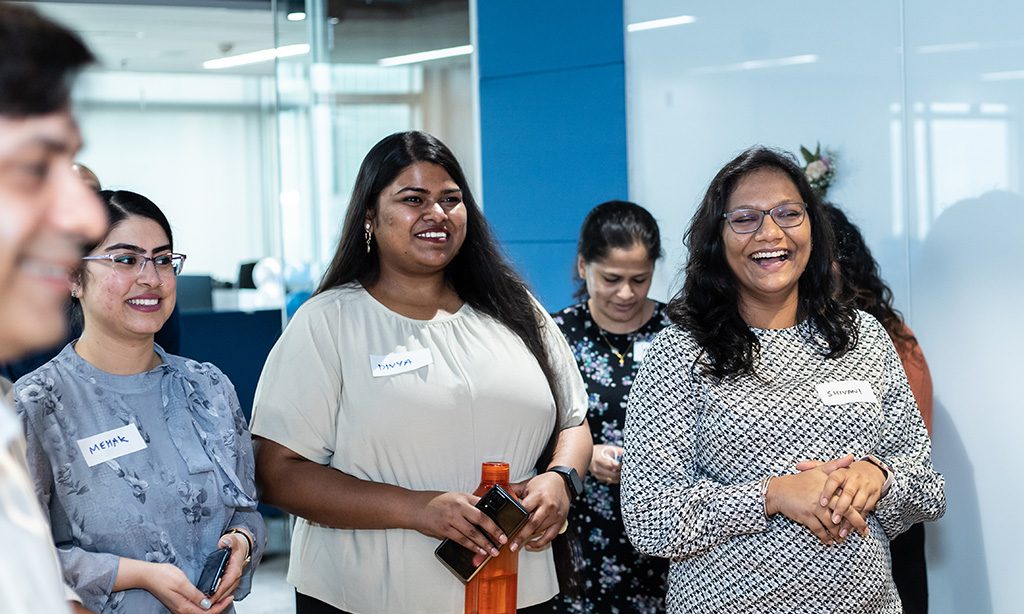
196, 548, 232, 596
434, 485, 530, 584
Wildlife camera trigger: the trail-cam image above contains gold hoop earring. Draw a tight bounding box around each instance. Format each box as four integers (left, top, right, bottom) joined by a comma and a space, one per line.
364, 222, 372, 254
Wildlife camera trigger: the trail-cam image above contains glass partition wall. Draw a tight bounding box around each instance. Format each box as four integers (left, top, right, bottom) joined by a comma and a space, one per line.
275, 0, 474, 309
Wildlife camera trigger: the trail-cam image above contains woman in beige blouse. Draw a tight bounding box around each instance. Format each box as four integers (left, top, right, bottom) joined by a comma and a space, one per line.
251, 131, 591, 614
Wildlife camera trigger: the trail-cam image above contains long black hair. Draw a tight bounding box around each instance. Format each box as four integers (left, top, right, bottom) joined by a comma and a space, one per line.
573, 200, 662, 300
824, 203, 916, 351
669, 146, 857, 379
318, 130, 556, 391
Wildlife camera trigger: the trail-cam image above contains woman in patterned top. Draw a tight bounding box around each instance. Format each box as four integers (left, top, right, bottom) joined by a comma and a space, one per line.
621, 147, 945, 613
550, 201, 670, 613
15, 191, 264, 614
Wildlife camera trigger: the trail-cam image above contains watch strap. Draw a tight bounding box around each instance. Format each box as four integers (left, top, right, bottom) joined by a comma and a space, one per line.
547, 465, 583, 498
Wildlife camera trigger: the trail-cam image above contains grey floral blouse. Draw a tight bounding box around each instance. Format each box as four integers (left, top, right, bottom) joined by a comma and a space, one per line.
14, 343, 265, 613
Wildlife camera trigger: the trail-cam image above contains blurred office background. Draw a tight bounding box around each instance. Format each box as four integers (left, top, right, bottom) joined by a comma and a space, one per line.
29, 0, 1022, 612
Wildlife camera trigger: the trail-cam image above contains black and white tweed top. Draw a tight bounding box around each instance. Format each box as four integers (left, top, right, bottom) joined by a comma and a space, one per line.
621, 311, 945, 613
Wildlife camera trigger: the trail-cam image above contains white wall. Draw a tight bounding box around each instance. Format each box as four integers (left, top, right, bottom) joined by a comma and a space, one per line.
74, 72, 276, 283
625, 1, 1022, 611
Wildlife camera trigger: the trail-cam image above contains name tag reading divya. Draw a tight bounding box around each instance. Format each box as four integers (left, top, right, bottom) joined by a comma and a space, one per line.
76, 423, 148, 467
815, 380, 878, 406
370, 348, 433, 377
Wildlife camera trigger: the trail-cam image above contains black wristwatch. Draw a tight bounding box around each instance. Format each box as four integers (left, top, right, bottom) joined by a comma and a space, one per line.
547, 465, 584, 499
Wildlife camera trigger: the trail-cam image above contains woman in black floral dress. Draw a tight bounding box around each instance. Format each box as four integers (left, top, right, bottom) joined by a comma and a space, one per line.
550, 201, 670, 613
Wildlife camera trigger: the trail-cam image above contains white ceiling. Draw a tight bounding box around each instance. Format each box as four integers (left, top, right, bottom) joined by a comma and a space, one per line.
29, 0, 469, 76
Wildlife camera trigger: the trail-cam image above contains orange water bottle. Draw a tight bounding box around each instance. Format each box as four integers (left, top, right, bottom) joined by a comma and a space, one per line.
465, 462, 519, 614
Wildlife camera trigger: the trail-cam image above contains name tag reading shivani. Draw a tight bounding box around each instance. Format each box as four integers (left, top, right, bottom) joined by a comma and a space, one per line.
370, 348, 433, 377
632, 340, 652, 363
815, 380, 878, 406
76, 423, 148, 467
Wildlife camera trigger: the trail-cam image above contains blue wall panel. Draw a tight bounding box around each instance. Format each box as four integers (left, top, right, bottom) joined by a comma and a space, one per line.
477, 1, 628, 310
477, 1, 625, 78
480, 65, 629, 243
502, 240, 579, 310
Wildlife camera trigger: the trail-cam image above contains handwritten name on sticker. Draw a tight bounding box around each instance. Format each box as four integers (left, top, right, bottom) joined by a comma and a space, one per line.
814, 380, 878, 406
370, 348, 434, 378
76, 423, 148, 467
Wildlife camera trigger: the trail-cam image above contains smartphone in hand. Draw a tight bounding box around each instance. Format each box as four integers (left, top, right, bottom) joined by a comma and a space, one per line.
196, 548, 232, 596
434, 485, 529, 584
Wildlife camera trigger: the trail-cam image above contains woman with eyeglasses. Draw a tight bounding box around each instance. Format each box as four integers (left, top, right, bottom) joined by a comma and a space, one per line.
14, 190, 264, 614
620, 147, 945, 613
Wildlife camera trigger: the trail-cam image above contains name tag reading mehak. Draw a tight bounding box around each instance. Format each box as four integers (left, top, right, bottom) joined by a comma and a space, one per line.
76, 424, 148, 467
815, 380, 878, 406
370, 348, 433, 377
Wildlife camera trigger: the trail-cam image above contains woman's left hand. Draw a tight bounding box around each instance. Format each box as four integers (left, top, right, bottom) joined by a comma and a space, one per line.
797, 456, 886, 537
508, 472, 571, 552
207, 531, 250, 606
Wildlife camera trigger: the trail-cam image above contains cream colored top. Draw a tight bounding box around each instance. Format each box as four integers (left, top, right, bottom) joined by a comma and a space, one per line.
251, 284, 588, 614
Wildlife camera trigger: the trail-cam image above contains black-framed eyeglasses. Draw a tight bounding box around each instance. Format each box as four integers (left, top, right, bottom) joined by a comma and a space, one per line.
81, 252, 187, 277
722, 203, 807, 234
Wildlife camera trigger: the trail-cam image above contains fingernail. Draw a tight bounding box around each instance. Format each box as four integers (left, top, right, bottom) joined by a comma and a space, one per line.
200, 598, 212, 610
478, 547, 488, 556
510, 542, 519, 552
820, 497, 828, 506
490, 548, 500, 557
220, 539, 230, 547
498, 534, 507, 544
832, 514, 841, 524
840, 528, 848, 538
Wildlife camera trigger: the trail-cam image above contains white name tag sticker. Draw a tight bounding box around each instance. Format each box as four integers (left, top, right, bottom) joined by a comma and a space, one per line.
633, 340, 652, 363
76, 424, 148, 467
370, 348, 433, 378
815, 380, 878, 406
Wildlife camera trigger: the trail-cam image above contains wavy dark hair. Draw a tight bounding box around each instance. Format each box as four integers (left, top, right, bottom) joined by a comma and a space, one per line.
0, 2, 94, 117
72, 190, 174, 326
824, 203, 916, 351
573, 200, 662, 300
669, 146, 857, 379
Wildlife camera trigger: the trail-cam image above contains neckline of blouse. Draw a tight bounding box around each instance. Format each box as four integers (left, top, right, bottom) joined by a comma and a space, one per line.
61, 341, 170, 387
355, 282, 471, 325
583, 300, 661, 339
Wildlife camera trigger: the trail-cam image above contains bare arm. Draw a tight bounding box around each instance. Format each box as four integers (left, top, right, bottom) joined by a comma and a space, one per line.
253, 437, 506, 557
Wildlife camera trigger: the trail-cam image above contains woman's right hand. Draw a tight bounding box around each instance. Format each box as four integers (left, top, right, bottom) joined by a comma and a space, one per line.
764, 463, 865, 545
412, 491, 504, 559
589, 444, 624, 484
138, 562, 233, 614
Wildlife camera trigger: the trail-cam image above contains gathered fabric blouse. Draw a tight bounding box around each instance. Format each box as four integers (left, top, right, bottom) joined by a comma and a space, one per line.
621, 312, 946, 613
250, 283, 588, 614
15, 344, 265, 613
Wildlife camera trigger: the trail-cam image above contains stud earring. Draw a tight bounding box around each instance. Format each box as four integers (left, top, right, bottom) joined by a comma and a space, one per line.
70, 289, 78, 298
364, 222, 372, 254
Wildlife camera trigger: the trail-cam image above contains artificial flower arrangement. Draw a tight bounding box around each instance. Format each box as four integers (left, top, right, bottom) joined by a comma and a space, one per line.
799, 142, 836, 199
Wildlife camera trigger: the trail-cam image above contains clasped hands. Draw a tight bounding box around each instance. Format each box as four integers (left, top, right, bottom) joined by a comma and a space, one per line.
416, 472, 571, 563
765, 454, 888, 545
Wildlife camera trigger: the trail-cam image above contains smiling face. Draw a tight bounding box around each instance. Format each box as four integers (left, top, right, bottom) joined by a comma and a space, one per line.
722, 168, 811, 317
75, 215, 176, 343
369, 161, 467, 279
0, 109, 106, 360
579, 242, 655, 332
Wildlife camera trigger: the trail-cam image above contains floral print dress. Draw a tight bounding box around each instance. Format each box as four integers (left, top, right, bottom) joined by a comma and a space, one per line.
549, 301, 671, 613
